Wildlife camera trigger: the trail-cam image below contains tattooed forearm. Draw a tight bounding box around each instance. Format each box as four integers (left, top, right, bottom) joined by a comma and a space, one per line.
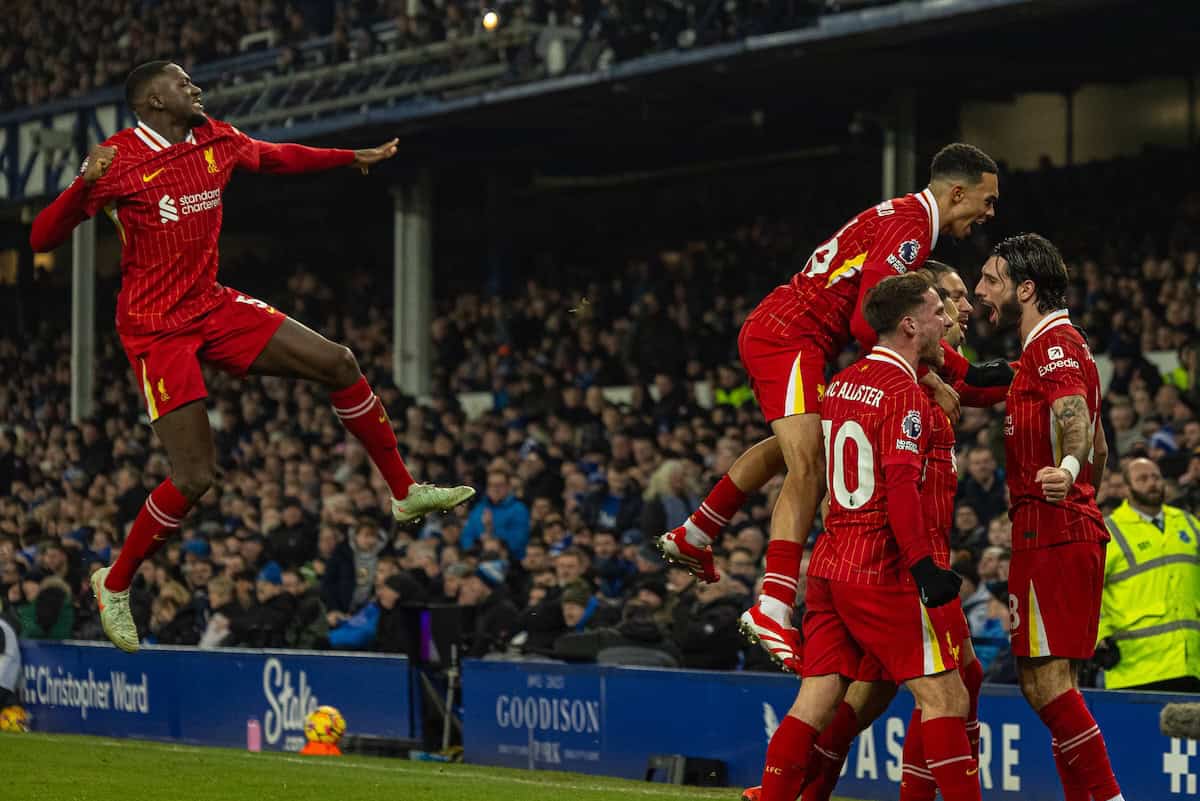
1052, 394, 1092, 465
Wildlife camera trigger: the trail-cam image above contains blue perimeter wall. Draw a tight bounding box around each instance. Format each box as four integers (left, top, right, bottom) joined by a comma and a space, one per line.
17, 640, 414, 752
463, 659, 1200, 799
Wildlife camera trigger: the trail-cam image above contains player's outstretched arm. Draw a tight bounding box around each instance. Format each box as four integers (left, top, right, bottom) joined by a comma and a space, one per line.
29, 144, 115, 252
349, 138, 398, 175
249, 136, 397, 176
956, 359, 1018, 408
1036, 393, 1092, 502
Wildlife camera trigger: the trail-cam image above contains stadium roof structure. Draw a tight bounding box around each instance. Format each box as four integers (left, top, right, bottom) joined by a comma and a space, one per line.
2, 0, 1197, 201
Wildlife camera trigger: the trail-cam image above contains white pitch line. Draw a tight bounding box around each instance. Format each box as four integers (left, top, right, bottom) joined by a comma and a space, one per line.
35, 735, 730, 798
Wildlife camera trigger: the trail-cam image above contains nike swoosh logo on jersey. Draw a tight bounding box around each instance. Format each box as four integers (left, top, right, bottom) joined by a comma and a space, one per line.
142, 168, 166, 183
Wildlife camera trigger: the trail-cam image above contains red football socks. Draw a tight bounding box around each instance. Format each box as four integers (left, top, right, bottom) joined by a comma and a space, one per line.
762, 715, 819, 801
960, 658, 984, 760
1038, 690, 1122, 801
763, 540, 804, 606
105, 478, 191, 592
900, 709, 937, 801
1052, 738, 1092, 801
922, 716, 981, 801
800, 702, 861, 801
689, 474, 747, 538
331, 376, 415, 500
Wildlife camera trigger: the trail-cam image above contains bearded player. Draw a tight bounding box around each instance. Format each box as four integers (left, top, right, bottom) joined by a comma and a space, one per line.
975, 234, 1122, 801
659, 144, 999, 672
29, 61, 475, 653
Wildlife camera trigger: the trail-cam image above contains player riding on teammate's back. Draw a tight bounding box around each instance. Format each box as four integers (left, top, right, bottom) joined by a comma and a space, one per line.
30, 61, 475, 654
660, 144, 1000, 673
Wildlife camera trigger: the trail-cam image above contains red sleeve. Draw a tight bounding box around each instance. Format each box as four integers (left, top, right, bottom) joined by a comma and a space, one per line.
240, 137, 355, 175
850, 216, 931, 349
956, 380, 1008, 408
30, 142, 128, 252
938, 343, 969, 383
1030, 338, 1088, 404
884, 462, 931, 567
30, 179, 91, 252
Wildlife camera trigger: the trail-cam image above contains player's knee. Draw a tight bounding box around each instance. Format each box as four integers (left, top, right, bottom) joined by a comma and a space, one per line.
173, 467, 215, 503
1017, 664, 1064, 710
918, 674, 968, 719
328, 345, 361, 387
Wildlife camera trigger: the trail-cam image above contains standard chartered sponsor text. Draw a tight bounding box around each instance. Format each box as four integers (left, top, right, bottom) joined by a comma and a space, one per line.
22, 666, 149, 719
180, 188, 221, 215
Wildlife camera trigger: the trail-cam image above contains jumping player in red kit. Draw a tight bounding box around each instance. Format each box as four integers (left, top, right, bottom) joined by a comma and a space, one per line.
974, 234, 1123, 801
29, 61, 475, 654
758, 273, 980, 801
658, 144, 1000, 673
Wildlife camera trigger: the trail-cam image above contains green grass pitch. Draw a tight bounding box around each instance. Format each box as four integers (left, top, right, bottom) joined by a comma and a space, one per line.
1, 733, 864, 801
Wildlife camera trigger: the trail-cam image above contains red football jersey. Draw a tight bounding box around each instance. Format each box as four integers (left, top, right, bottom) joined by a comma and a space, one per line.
809, 346, 934, 585
922, 390, 956, 569
74, 118, 353, 336
743, 189, 940, 359
1004, 311, 1107, 550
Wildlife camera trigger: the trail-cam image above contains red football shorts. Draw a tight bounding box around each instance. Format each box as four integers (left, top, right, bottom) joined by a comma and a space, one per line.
1008, 541, 1105, 659
737, 321, 826, 423
803, 576, 960, 684
931, 597, 972, 653
119, 286, 286, 422
853, 598, 969, 683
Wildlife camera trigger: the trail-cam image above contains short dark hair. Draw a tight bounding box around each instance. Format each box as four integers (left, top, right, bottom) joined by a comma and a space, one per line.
991, 233, 1068, 314
125, 60, 173, 110
862, 273, 935, 337
919, 260, 956, 282
930, 143, 997, 185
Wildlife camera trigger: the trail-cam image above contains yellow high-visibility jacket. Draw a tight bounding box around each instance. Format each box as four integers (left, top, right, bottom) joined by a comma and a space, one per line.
1098, 500, 1200, 689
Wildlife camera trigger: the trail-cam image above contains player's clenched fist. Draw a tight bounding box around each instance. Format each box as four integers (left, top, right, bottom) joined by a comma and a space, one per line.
81, 145, 117, 184
1035, 466, 1072, 502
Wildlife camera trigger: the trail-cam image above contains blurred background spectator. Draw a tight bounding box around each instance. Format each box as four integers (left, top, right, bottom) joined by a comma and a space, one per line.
2, 139, 1200, 682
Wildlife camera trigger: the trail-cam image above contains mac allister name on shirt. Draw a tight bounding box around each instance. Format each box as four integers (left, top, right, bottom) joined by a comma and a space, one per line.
825, 380, 884, 408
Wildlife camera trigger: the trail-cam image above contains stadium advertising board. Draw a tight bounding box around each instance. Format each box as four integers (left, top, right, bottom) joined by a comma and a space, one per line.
18, 640, 414, 750
463, 660, 1198, 799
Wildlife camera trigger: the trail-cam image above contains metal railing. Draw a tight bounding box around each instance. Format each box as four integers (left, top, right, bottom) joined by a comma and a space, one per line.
203, 24, 543, 129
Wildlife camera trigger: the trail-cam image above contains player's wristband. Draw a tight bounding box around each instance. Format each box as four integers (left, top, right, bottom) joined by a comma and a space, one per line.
1059, 455, 1081, 483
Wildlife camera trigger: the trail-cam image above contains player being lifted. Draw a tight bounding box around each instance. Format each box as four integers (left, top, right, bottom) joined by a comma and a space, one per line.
659, 144, 1000, 671
29, 61, 475, 653
759, 273, 978, 801
974, 234, 1123, 801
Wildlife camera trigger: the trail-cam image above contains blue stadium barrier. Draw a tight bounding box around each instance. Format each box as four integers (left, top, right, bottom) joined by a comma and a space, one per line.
462, 659, 1200, 799
16, 640, 415, 751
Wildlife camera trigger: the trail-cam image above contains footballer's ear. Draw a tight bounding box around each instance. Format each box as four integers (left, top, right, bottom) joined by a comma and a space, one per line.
1017, 279, 1036, 303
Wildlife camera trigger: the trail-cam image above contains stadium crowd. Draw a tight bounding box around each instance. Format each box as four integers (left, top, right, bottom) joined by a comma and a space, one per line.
1, 154, 1199, 682
1, 0, 884, 112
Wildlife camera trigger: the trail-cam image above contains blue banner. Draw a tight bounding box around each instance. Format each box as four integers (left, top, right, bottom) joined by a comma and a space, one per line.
462, 660, 1200, 799
18, 640, 414, 751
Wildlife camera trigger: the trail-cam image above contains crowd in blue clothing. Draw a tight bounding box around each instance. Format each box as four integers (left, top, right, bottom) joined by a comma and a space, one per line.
2, 152, 1200, 677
